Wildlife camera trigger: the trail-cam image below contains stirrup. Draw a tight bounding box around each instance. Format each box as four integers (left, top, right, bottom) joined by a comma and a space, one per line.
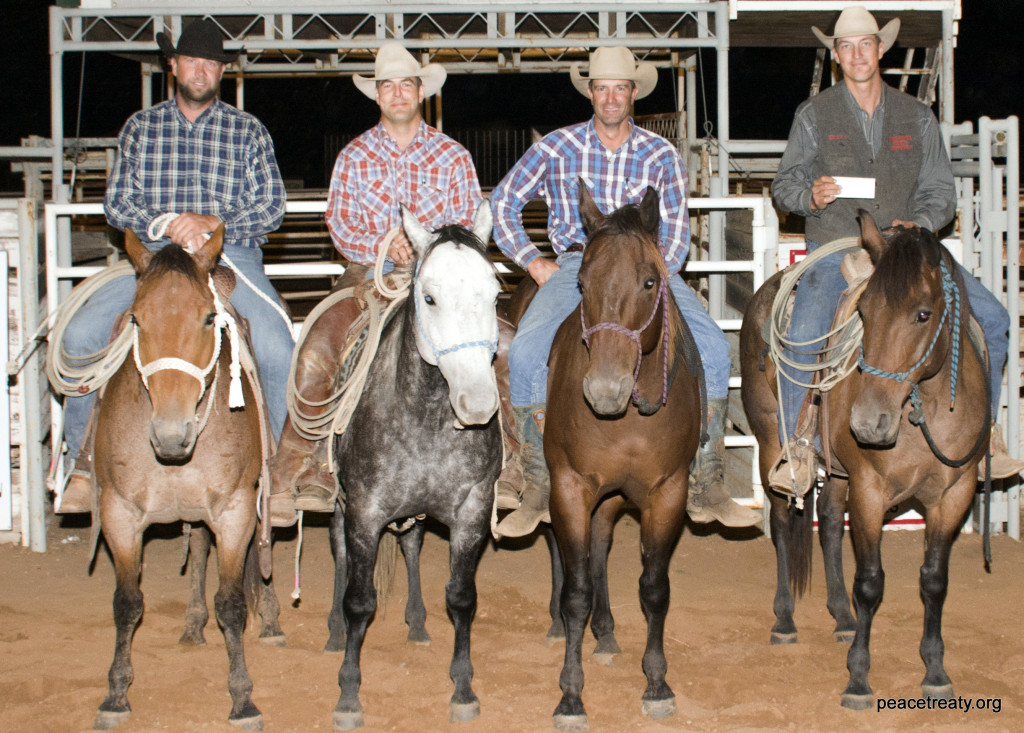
768, 437, 819, 506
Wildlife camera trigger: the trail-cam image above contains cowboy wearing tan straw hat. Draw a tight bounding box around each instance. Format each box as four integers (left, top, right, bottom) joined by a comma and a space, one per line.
267, 42, 483, 520
768, 7, 1024, 497
489, 46, 758, 537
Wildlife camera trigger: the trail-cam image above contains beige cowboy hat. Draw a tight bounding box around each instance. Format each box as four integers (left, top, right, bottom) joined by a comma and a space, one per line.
570, 46, 658, 100
812, 7, 900, 51
353, 41, 447, 100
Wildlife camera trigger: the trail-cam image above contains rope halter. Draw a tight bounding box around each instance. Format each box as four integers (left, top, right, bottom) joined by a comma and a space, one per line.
856, 258, 961, 420
580, 275, 671, 411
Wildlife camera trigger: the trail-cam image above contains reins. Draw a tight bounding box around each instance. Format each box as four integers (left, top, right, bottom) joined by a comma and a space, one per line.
581, 275, 672, 414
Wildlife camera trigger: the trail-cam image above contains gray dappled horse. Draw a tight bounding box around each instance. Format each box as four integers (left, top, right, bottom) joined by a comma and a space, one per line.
327, 204, 502, 730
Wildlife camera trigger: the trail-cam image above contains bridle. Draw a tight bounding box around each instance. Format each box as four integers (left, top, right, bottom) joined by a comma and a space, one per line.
581, 274, 670, 413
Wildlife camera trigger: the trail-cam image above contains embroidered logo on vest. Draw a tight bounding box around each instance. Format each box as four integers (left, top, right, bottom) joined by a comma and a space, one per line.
828, 134, 849, 140
889, 135, 913, 151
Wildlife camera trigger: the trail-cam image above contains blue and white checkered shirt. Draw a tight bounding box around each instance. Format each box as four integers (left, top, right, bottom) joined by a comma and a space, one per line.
491, 118, 690, 275
105, 98, 286, 249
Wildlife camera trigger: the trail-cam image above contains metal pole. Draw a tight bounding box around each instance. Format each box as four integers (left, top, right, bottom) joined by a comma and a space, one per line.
49, 5, 65, 207
709, 1, 729, 320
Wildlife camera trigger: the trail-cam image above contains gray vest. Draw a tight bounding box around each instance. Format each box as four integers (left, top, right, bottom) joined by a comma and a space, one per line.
806, 84, 925, 243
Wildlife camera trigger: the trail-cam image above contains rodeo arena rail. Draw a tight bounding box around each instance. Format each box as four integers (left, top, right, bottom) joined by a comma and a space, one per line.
1, 0, 1021, 553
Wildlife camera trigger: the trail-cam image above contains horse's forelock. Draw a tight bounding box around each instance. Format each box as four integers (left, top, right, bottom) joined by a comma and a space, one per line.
141, 243, 204, 285
868, 227, 943, 306
419, 224, 492, 271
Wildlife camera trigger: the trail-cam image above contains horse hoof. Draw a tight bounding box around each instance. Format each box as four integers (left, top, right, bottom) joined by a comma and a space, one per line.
449, 700, 480, 723
324, 639, 345, 654
592, 652, 615, 667
229, 713, 264, 731
553, 713, 589, 731
840, 693, 874, 710
259, 634, 287, 647
833, 630, 855, 644
333, 710, 364, 730
770, 632, 798, 645
641, 697, 677, 720
407, 629, 431, 646
922, 684, 953, 700
178, 632, 206, 646
93, 709, 131, 730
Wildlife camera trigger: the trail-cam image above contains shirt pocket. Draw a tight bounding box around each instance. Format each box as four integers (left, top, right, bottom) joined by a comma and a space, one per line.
407, 164, 452, 228
355, 163, 393, 233
207, 144, 247, 210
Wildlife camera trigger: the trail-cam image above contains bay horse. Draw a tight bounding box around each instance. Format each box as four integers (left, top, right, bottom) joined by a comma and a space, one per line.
327, 203, 502, 730
740, 212, 989, 709
91, 227, 278, 730
543, 185, 703, 730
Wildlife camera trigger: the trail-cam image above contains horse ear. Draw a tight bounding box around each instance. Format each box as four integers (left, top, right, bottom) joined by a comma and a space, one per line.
578, 178, 602, 235
857, 209, 887, 264
639, 186, 660, 237
192, 224, 226, 275
472, 200, 493, 246
401, 205, 433, 258
124, 229, 153, 273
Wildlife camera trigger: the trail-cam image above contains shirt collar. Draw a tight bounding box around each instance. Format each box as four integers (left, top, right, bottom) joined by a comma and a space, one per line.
584, 116, 638, 153
373, 119, 431, 153
172, 96, 222, 126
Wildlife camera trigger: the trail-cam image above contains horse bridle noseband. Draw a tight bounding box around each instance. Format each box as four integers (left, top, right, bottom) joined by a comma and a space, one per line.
581, 275, 671, 412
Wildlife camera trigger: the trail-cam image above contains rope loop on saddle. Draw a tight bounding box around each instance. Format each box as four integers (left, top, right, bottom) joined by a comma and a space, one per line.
580, 275, 671, 411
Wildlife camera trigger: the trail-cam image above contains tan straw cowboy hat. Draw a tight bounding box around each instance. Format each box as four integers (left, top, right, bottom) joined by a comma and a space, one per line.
353, 42, 447, 100
812, 7, 900, 50
570, 46, 658, 100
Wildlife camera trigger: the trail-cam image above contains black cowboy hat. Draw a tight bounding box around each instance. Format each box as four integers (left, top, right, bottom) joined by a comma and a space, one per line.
156, 19, 237, 64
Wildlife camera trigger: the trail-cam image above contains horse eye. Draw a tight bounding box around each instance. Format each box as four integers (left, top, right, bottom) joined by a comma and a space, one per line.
915, 311, 931, 324
205, 312, 216, 326
576, 279, 583, 293
644, 277, 656, 290
129, 314, 138, 325
424, 294, 435, 306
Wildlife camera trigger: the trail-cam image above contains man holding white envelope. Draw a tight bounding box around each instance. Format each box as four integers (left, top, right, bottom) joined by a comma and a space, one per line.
770, 7, 1019, 494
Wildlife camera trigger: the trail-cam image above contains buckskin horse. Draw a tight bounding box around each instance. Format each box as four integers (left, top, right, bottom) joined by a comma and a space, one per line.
540, 185, 703, 730
740, 212, 989, 709
327, 204, 502, 730
88, 228, 278, 730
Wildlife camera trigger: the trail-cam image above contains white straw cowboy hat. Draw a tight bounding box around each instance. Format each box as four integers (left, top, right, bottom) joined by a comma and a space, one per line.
570, 46, 658, 100
353, 42, 447, 100
812, 8, 900, 50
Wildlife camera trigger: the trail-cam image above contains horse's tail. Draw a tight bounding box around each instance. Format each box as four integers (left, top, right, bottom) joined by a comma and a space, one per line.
243, 535, 263, 627
374, 529, 399, 613
784, 489, 815, 598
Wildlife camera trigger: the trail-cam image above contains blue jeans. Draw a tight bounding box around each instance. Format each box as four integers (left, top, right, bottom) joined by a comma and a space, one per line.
508, 251, 731, 406
61, 243, 294, 464
778, 240, 1010, 443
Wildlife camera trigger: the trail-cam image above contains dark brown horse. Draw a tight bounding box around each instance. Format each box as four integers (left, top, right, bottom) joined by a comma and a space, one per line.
542, 186, 703, 730
741, 212, 989, 709
91, 228, 277, 730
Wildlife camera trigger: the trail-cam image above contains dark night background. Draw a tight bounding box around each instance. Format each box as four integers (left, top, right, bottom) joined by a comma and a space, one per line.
1, 1, 1020, 192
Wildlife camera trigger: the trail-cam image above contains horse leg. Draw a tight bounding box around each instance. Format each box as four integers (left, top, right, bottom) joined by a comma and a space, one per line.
244, 534, 286, 645
398, 521, 430, 645
841, 486, 887, 710
212, 519, 262, 729
551, 478, 594, 731
590, 495, 624, 664
94, 523, 144, 730
637, 492, 686, 721
918, 487, 972, 700
334, 512, 381, 730
445, 518, 489, 723
543, 525, 565, 643
768, 492, 799, 645
180, 523, 210, 646
818, 477, 855, 642
325, 501, 347, 653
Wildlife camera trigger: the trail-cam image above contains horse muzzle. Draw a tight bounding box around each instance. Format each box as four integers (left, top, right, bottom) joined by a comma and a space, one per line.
450, 386, 500, 426
849, 398, 901, 447
582, 370, 633, 416
149, 415, 199, 461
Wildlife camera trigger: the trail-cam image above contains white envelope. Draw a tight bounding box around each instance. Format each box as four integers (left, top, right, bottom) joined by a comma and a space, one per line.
832, 176, 875, 199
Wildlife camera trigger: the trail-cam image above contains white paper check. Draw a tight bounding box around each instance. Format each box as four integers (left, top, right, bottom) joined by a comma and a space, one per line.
833, 176, 875, 199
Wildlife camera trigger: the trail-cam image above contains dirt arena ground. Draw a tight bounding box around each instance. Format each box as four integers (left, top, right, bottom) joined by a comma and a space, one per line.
1, 511, 1020, 732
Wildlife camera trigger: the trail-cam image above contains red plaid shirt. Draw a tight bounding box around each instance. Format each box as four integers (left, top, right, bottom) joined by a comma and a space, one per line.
325, 121, 482, 264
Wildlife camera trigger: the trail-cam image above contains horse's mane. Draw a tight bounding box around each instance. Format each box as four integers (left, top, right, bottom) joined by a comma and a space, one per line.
141, 243, 203, 284
869, 227, 943, 307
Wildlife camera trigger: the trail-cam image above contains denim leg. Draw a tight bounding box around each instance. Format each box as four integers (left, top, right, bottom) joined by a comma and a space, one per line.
959, 263, 1009, 418
778, 245, 848, 442
60, 272, 137, 465
667, 275, 731, 400
221, 244, 295, 441
508, 252, 584, 406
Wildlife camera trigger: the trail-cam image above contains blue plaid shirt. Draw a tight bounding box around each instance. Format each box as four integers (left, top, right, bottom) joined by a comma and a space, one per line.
492, 118, 690, 275
105, 98, 286, 248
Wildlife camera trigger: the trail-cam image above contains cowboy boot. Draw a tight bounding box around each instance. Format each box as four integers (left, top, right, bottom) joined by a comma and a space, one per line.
495, 404, 551, 538
57, 401, 99, 514
768, 395, 820, 501
493, 313, 523, 510
982, 424, 1024, 480
688, 397, 762, 527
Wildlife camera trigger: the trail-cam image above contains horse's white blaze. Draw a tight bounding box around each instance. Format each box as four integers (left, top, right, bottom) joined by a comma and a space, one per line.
415, 241, 500, 425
